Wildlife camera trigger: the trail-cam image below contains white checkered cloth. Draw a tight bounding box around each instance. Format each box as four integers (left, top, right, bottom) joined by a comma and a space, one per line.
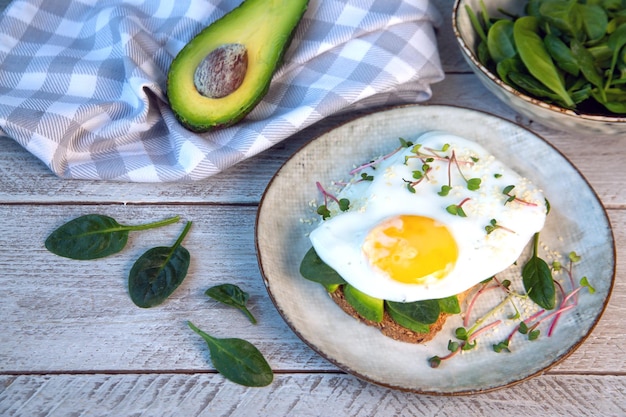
0, 0, 444, 182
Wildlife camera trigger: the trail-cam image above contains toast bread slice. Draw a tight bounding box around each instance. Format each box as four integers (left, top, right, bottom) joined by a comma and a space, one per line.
328, 286, 472, 343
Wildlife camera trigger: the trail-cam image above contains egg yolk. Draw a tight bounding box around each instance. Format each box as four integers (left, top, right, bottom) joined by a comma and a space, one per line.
362, 215, 458, 284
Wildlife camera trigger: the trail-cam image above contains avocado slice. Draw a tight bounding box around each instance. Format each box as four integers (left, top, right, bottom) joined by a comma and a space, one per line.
343, 284, 384, 323
167, 0, 309, 132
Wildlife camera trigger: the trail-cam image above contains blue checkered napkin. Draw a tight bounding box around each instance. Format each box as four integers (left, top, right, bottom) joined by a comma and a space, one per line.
0, 0, 444, 182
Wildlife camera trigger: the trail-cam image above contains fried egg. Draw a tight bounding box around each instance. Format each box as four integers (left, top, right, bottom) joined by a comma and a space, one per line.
309, 131, 547, 302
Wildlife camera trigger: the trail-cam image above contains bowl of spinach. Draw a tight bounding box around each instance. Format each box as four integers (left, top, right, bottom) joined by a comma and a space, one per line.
453, 0, 626, 134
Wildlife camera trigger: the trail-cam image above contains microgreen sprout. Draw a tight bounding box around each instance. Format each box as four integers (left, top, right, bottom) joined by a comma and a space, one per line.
405, 143, 452, 165
492, 340, 510, 353
580, 277, 595, 294
349, 137, 413, 175
446, 198, 470, 217
502, 185, 538, 206
518, 321, 541, 340
485, 218, 515, 235
359, 172, 374, 182
450, 150, 482, 191
438, 185, 452, 196
315, 182, 349, 220
403, 162, 432, 193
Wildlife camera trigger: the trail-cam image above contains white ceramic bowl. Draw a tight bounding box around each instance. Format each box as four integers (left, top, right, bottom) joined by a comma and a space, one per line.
453, 0, 626, 135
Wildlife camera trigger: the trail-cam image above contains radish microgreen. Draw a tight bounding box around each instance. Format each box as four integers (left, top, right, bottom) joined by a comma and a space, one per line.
359, 172, 374, 182
502, 185, 538, 206
485, 218, 515, 234
450, 150, 482, 191
432, 248, 595, 367
580, 277, 595, 294
438, 185, 452, 196
350, 137, 413, 175
315, 181, 350, 220
446, 197, 470, 217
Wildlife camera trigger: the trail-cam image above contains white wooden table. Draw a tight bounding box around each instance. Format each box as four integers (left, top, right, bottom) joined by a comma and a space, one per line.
1, 0, 624, 415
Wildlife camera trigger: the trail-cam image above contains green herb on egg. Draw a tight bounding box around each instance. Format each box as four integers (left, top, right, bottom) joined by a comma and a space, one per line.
315, 181, 350, 220
446, 198, 471, 217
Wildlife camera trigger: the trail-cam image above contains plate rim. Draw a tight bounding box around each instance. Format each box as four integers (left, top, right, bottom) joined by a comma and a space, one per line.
254, 103, 617, 395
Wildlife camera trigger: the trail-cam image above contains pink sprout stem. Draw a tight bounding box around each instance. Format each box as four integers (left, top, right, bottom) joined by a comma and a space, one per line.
349, 145, 403, 175
469, 320, 503, 342
316, 181, 340, 206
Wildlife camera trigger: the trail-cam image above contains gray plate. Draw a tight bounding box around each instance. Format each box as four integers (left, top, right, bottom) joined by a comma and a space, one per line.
255, 105, 615, 394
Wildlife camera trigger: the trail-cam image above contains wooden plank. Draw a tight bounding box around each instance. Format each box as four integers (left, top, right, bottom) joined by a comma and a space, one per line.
0, 204, 623, 374
1, 373, 625, 417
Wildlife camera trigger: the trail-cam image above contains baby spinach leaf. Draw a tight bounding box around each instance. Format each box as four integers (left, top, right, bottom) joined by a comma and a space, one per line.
386, 299, 440, 334
508, 72, 565, 104
299, 247, 347, 287
206, 284, 257, 324
544, 34, 579, 76
438, 295, 461, 315
522, 233, 556, 310
45, 214, 180, 260
128, 221, 192, 308
538, 0, 581, 38
487, 20, 516, 64
466, 4, 488, 43
570, 39, 605, 101
188, 321, 273, 387
496, 56, 526, 84
577, 3, 608, 42
606, 24, 626, 88
513, 16, 575, 107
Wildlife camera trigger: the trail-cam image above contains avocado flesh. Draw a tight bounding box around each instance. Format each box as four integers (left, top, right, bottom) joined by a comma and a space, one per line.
343, 284, 384, 323
167, 0, 309, 132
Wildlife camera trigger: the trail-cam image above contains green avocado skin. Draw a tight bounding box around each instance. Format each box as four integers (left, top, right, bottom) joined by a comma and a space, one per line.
167, 0, 310, 132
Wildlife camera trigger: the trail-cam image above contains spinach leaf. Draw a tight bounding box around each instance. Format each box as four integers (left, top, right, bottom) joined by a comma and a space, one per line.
299, 247, 347, 287
606, 24, 626, 88
188, 321, 273, 387
438, 295, 461, 315
577, 3, 608, 42
522, 233, 556, 310
496, 56, 526, 84
128, 221, 192, 308
45, 214, 180, 260
513, 16, 574, 107
538, 0, 581, 38
206, 283, 257, 324
508, 71, 565, 104
544, 33, 579, 76
386, 299, 440, 334
487, 20, 516, 63
466, 4, 487, 43
570, 39, 605, 101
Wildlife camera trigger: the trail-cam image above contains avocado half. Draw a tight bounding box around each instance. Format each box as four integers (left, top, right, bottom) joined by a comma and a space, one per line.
167, 0, 310, 132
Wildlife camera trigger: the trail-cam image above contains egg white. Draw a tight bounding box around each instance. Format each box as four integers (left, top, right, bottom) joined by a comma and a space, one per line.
309, 131, 547, 302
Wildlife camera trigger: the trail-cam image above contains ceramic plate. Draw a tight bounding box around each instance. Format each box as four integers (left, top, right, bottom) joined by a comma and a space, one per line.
255, 105, 615, 394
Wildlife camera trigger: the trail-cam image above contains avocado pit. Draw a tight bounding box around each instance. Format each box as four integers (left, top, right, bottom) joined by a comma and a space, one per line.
194, 43, 248, 99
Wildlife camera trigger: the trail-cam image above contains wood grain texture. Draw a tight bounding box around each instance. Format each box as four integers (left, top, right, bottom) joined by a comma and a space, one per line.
1, 374, 625, 417
0, 0, 624, 414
